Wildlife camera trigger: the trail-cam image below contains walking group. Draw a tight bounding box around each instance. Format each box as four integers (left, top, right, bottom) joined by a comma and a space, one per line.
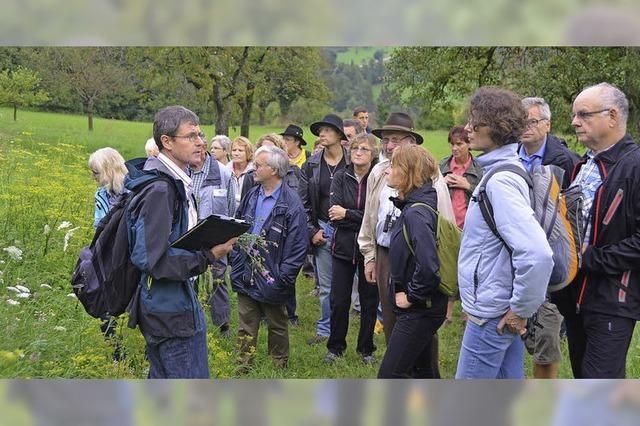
85, 81, 640, 379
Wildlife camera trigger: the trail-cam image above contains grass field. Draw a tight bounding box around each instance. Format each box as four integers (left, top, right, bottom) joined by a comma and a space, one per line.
334, 47, 393, 65
0, 107, 638, 379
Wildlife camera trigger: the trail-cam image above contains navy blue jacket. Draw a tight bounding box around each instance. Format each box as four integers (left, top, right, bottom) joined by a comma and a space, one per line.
388, 181, 447, 315
125, 157, 215, 338
231, 182, 309, 304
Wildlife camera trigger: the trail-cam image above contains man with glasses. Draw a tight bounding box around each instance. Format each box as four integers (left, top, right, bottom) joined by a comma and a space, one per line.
559, 83, 640, 378
519, 97, 580, 379
231, 145, 308, 369
126, 105, 237, 378
358, 112, 455, 377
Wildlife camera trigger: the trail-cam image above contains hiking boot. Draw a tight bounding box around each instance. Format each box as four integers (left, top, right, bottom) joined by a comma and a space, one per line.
361, 354, 377, 365
323, 351, 342, 364
307, 334, 328, 346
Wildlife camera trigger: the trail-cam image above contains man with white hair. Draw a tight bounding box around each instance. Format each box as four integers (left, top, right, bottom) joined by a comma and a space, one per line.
230, 145, 309, 369
519, 97, 580, 379
561, 82, 640, 378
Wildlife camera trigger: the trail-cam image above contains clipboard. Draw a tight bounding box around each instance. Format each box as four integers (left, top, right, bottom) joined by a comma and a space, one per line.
171, 214, 252, 250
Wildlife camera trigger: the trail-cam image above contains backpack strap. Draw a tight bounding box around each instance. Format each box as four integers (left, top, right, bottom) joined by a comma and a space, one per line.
401, 202, 437, 256
474, 164, 533, 255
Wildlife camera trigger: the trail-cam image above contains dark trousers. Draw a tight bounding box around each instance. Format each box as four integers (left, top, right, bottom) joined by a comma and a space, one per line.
237, 293, 289, 365
376, 246, 396, 343
328, 256, 379, 356
564, 310, 635, 378
378, 310, 444, 378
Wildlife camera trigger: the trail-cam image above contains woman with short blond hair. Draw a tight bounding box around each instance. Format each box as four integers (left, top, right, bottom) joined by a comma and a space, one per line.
378, 144, 446, 378
228, 136, 254, 211
88, 147, 128, 228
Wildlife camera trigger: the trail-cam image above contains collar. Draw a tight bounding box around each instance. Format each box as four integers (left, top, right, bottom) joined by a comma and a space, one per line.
518, 136, 547, 161
477, 144, 520, 173
158, 153, 193, 188
259, 181, 283, 199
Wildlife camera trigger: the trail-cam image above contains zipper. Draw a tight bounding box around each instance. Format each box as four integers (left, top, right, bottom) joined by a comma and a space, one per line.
576, 159, 608, 312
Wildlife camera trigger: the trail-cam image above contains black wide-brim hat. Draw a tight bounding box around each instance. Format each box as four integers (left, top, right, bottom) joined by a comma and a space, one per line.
280, 124, 307, 146
310, 113, 348, 141
371, 112, 424, 144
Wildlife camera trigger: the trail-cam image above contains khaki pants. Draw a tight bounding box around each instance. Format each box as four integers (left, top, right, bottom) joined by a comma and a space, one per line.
237, 293, 289, 366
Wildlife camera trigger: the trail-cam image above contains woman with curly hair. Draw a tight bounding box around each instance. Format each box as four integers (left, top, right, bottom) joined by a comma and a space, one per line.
455, 87, 553, 379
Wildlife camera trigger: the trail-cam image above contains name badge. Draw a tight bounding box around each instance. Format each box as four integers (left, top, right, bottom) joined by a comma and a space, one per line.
213, 188, 227, 197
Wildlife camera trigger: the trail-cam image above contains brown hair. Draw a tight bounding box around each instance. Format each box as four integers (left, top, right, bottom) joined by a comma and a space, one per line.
391, 145, 438, 198
231, 136, 254, 162
467, 86, 527, 146
448, 125, 469, 144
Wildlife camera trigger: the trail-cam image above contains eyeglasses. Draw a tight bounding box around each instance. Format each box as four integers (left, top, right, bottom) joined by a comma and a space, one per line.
526, 118, 548, 127
381, 135, 411, 145
571, 109, 610, 121
351, 146, 372, 153
171, 133, 203, 143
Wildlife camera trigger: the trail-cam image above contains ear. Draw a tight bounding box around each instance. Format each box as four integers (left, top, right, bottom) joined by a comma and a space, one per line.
161, 135, 173, 151
608, 108, 619, 127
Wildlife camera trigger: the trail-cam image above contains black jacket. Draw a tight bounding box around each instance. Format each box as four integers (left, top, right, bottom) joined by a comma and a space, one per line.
541, 134, 581, 188
299, 147, 350, 238
388, 182, 447, 315
329, 164, 372, 263
569, 134, 640, 320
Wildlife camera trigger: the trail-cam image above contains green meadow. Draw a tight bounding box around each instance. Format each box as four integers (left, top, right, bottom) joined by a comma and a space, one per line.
0, 107, 638, 379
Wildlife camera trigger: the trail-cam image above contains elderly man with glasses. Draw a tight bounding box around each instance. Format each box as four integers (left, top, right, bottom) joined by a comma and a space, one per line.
558, 83, 640, 378
518, 97, 581, 379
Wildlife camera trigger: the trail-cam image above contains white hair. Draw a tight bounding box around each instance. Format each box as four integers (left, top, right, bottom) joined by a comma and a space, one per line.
254, 145, 289, 178
145, 138, 158, 157
522, 97, 551, 120
583, 82, 629, 127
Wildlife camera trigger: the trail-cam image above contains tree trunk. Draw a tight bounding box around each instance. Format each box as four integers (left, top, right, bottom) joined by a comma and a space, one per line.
240, 84, 255, 138
212, 82, 229, 136
87, 98, 94, 131
13, 104, 17, 121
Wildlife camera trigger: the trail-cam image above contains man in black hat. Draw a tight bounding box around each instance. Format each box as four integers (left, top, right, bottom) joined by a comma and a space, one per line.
300, 113, 350, 345
281, 124, 310, 169
358, 112, 455, 376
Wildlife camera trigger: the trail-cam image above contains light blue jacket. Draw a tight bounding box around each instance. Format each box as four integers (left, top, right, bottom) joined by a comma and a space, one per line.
458, 144, 553, 319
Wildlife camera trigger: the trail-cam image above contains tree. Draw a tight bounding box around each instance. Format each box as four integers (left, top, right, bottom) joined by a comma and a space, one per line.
40, 48, 126, 131
0, 66, 49, 121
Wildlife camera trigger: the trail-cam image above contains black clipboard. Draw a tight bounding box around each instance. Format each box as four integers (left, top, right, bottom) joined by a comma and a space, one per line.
170, 214, 252, 250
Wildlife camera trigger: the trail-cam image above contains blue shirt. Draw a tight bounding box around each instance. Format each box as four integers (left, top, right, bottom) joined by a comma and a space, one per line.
251, 183, 282, 235
571, 149, 604, 246
518, 137, 547, 173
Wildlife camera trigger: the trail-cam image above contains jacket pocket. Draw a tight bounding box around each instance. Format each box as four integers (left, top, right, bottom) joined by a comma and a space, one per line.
473, 253, 483, 303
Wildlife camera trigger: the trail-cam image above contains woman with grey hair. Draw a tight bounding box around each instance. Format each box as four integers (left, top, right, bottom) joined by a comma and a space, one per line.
210, 135, 232, 165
